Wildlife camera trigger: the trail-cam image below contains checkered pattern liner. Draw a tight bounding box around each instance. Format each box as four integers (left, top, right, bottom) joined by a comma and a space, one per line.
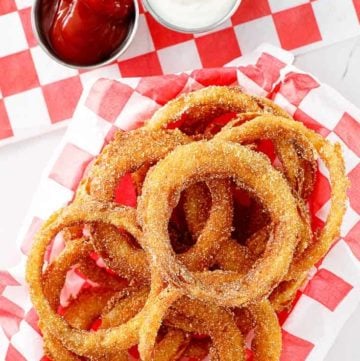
1, 44, 360, 361
1, 0, 360, 146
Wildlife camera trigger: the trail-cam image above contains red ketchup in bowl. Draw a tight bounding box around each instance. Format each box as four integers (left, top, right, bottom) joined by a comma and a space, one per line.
40, 0, 135, 65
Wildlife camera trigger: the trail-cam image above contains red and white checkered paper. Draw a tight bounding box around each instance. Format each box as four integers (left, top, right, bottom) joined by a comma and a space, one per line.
1, 44, 360, 361
1, 0, 360, 146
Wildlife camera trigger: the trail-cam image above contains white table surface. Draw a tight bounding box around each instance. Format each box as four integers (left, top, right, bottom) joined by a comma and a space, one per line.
1, 37, 360, 360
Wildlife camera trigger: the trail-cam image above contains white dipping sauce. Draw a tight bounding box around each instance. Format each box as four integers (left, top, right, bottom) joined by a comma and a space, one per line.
146, 0, 239, 31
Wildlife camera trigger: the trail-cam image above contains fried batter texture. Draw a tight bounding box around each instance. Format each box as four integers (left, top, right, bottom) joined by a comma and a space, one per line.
26, 86, 348, 361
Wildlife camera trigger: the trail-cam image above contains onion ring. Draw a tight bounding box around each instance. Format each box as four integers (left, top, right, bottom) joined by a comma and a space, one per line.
169, 298, 245, 361
146, 86, 290, 134
138, 287, 184, 361
89, 179, 233, 275
41, 241, 128, 360
26, 203, 155, 358
26, 86, 348, 361
140, 295, 246, 361
222, 114, 317, 200
218, 114, 315, 252
83, 128, 233, 274
234, 301, 281, 361
85, 128, 190, 202
215, 115, 348, 309
138, 140, 301, 307
214, 238, 282, 361
42, 238, 92, 309
90, 223, 150, 283
215, 115, 348, 278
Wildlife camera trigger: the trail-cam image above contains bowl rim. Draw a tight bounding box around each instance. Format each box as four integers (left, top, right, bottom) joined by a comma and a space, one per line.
31, 0, 140, 70
142, 0, 242, 34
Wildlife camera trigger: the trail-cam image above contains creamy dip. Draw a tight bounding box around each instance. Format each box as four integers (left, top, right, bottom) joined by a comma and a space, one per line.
145, 0, 240, 31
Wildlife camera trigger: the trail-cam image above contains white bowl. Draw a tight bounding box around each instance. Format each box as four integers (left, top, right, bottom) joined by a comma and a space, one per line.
142, 0, 242, 34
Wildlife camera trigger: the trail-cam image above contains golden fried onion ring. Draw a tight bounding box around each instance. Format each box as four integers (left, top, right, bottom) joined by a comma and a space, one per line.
146, 86, 290, 133
138, 140, 301, 307
215, 115, 348, 279
26, 203, 153, 358
26, 87, 349, 361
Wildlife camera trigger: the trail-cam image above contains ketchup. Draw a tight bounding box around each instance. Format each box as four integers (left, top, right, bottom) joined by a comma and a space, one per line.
41, 0, 135, 65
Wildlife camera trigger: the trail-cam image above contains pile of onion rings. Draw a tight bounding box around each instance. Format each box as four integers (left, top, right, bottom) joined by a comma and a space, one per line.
26, 86, 348, 361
